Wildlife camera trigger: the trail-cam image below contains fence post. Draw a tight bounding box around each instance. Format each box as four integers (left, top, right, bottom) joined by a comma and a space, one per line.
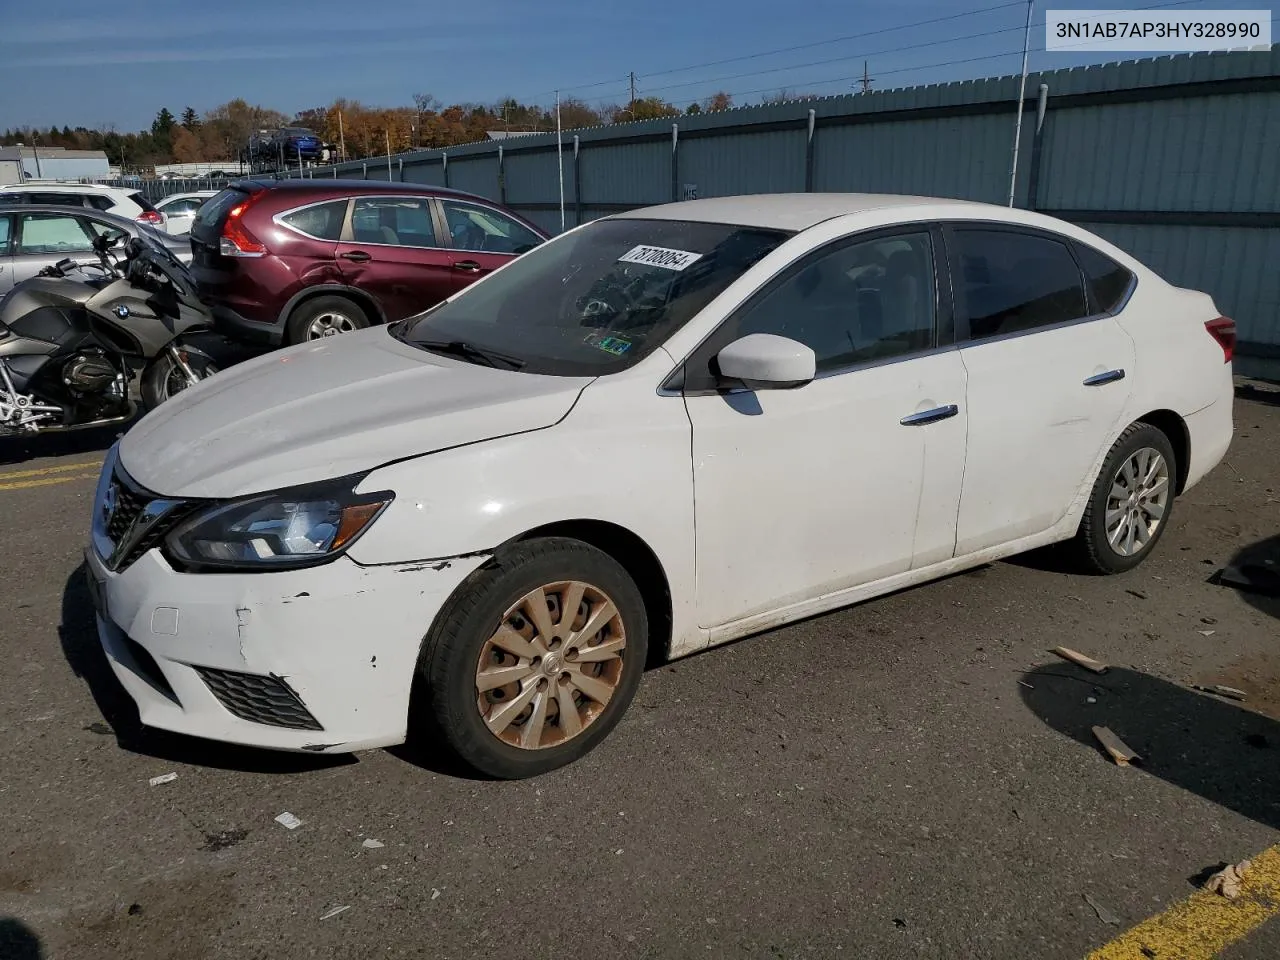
573, 135, 582, 226
361, 161, 368, 180
804, 109, 817, 192
442, 151, 450, 189
398, 158, 404, 182
497, 145, 506, 204
1026, 83, 1050, 211
670, 123, 679, 202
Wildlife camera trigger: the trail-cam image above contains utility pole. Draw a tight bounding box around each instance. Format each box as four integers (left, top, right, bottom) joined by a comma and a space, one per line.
31, 133, 43, 178
629, 71, 637, 106
859, 61, 874, 94
338, 109, 346, 163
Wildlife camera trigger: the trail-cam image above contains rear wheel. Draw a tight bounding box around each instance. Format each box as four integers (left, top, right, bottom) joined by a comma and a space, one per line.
416, 538, 648, 779
1071, 422, 1177, 574
286, 295, 370, 344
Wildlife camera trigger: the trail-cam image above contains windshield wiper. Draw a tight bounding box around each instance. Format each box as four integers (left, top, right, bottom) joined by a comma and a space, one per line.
414, 338, 526, 370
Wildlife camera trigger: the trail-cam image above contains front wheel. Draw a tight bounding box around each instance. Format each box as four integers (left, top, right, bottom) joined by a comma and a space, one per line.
1070, 422, 1177, 574
417, 538, 648, 779
140, 347, 220, 409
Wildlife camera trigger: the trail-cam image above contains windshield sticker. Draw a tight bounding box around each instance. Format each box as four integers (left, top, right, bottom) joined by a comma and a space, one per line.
585, 333, 633, 356
617, 244, 702, 271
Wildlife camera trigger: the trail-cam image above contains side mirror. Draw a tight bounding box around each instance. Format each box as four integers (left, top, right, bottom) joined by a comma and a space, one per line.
716, 334, 816, 389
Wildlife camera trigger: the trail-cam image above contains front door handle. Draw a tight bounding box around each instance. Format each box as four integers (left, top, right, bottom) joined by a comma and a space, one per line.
340, 250, 371, 262
453, 259, 482, 272
1083, 368, 1125, 386
900, 404, 959, 426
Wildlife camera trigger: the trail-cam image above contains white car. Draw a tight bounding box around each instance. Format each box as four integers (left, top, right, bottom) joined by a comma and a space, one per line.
0, 181, 166, 228
85, 194, 1235, 779
154, 190, 219, 235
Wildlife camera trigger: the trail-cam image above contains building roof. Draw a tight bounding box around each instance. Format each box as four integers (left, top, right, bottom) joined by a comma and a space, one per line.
0, 145, 109, 162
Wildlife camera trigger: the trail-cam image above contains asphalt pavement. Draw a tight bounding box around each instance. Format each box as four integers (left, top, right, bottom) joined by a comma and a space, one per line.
2, 399, 1279, 960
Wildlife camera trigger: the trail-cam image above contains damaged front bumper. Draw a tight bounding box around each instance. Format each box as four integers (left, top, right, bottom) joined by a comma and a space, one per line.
84, 545, 488, 753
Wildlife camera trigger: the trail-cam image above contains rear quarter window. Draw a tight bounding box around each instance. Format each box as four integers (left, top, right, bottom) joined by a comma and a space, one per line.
87, 195, 114, 211
1074, 242, 1134, 314
127, 192, 159, 214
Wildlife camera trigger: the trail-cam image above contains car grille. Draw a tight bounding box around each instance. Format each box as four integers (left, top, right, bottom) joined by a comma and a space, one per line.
195, 667, 324, 731
95, 460, 198, 573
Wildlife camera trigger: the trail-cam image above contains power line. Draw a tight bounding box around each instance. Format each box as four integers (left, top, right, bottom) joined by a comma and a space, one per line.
530, 0, 1026, 99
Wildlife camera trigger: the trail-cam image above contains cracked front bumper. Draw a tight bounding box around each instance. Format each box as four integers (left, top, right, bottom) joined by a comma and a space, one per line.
85, 545, 487, 752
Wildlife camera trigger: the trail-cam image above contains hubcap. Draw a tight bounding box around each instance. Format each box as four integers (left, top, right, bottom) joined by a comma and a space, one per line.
1105, 446, 1170, 557
475, 580, 626, 750
307, 312, 357, 339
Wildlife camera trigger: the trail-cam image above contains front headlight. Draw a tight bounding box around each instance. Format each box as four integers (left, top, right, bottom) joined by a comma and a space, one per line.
164, 474, 393, 572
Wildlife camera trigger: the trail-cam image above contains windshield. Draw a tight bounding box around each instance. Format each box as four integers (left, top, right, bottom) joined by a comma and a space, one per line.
394, 218, 790, 376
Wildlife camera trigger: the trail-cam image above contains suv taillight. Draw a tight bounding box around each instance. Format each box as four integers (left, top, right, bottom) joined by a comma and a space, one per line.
136, 210, 164, 225
1205, 316, 1236, 363
219, 195, 267, 258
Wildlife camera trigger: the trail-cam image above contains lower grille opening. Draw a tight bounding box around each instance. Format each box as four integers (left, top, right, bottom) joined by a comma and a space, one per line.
195, 667, 323, 731
121, 635, 179, 703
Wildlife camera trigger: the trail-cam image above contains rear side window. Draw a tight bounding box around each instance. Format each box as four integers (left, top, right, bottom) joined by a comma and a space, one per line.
279, 199, 348, 240
29, 192, 86, 207
952, 228, 1087, 340
193, 188, 252, 228
0, 215, 11, 252
352, 197, 436, 247
0, 192, 27, 204
128, 191, 158, 214
1075, 243, 1133, 314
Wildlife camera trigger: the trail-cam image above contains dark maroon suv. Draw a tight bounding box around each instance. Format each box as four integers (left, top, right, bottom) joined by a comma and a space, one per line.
188, 180, 549, 344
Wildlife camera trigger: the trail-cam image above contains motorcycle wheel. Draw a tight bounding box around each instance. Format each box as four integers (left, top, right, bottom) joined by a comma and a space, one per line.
140, 348, 220, 410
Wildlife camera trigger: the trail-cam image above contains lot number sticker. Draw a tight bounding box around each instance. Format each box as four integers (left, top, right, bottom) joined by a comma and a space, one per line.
618, 245, 702, 271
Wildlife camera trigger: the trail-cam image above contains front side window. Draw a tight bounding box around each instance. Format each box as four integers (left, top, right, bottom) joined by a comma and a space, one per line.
18, 214, 93, 254
395, 218, 790, 376
351, 197, 436, 247
280, 199, 348, 241
0, 215, 11, 252
86, 217, 128, 243
952, 228, 1087, 340
440, 200, 542, 255
716, 231, 937, 376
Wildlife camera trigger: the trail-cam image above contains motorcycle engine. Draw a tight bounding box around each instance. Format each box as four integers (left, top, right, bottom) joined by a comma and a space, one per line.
61, 351, 121, 394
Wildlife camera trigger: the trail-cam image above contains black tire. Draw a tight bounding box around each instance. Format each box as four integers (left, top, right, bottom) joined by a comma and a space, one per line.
140, 348, 219, 409
1070, 422, 1178, 575
285, 295, 370, 344
416, 537, 648, 779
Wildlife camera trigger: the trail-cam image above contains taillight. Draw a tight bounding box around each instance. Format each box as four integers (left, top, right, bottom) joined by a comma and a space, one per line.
1205, 316, 1236, 363
219, 194, 267, 258
136, 210, 164, 225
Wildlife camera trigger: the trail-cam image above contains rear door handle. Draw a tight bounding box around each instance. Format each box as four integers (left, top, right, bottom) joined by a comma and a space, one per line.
453, 259, 482, 272
1083, 368, 1125, 386
340, 250, 371, 262
900, 404, 959, 426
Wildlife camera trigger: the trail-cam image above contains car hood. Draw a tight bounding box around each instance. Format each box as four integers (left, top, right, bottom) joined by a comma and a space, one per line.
119, 328, 592, 499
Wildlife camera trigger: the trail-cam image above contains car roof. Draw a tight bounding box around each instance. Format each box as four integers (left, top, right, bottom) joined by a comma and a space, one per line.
614, 193, 996, 231
0, 203, 137, 220
0, 181, 122, 192
232, 178, 483, 201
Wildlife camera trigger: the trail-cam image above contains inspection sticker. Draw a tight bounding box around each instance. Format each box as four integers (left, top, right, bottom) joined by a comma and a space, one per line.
618, 245, 702, 271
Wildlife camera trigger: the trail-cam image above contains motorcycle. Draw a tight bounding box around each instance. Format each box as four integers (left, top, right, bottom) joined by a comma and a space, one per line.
0, 233, 252, 436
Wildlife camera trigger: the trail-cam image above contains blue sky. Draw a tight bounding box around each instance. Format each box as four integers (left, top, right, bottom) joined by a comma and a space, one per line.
0, 0, 1271, 131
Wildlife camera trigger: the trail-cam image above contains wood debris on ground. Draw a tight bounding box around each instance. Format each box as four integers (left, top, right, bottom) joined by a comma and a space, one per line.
1192, 683, 1247, 702
1092, 726, 1142, 766
1051, 646, 1110, 674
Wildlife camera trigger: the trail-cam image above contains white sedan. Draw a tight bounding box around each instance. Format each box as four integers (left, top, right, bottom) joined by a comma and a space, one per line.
85, 194, 1235, 778
154, 190, 219, 235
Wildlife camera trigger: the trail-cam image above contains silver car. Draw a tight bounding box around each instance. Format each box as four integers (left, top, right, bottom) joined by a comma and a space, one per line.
0, 204, 192, 295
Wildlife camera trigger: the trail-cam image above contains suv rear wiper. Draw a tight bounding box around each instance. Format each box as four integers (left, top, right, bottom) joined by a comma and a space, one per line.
414, 338, 526, 370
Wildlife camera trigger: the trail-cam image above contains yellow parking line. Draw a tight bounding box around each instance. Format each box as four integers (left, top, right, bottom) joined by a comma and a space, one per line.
0, 460, 103, 482
1088, 844, 1280, 960
0, 471, 101, 491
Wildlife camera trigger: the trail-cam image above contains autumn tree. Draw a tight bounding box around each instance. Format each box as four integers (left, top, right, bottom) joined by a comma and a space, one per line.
171, 126, 203, 162
610, 97, 679, 122
701, 91, 734, 112
555, 97, 602, 130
